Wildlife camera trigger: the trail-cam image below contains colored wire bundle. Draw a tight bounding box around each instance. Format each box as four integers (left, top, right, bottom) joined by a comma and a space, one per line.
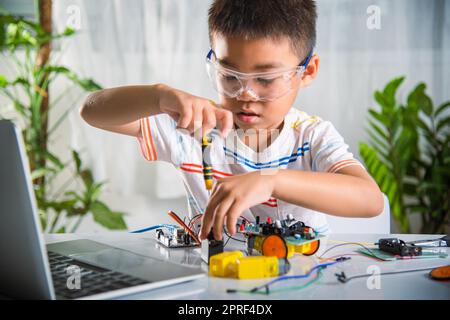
227, 269, 324, 295
131, 211, 202, 244
223, 226, 246, 247
227, 258, 348, 295
188, 213, 203, 233
130, 224, 178, 234
265, 268, 324, 294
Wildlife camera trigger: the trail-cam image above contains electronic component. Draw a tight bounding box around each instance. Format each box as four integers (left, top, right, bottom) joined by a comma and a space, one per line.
201, 216, 323, 263
155, 227, 198, 248
377, 238, 422, 257
238, 214, 322, 258
209, 251, 291, 279
167, 210, 201, 245
201, 230, 224, 264
238, 214, 317, 239
152, 210, 201, 248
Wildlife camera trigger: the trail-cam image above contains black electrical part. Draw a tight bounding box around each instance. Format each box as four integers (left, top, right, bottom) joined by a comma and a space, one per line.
378, 238, 422, 256
207, 231, 224, 261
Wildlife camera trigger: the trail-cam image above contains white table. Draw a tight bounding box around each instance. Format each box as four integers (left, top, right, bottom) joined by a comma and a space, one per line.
44, 233, 450, 300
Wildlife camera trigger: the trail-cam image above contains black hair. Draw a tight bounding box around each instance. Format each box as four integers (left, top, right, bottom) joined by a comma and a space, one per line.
208, 0, 317, 59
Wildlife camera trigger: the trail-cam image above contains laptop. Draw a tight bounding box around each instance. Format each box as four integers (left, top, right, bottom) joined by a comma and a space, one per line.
0, 120, 205, 300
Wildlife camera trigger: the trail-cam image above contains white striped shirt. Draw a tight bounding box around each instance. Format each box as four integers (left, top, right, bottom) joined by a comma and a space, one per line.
137, 107, 365, 234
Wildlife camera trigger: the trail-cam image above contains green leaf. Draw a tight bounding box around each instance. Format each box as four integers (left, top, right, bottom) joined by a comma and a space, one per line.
374, 91, 392, 112
368, 120, 389, 141
407, 83, 433, 116
360, 142, 404, 224
86, 182, 104, 203
43, 150, 65, 170
45, 65, 102, 91
39, 209, 48, 231
359, 142, 393, 190
59, 199, 79, 211
90, 201, 127, 230
56, 226, 66, 233
31, 167, 56, 180
383, 76, 405, 108
79, 169, 94, 188
72, 150, 82, 174
64, 191, 84, 202
435, 101, 450, 118
62, 27, 75, 37
437, 116, 450, 133
0, 74, 8, 87
74, 78, 102, 91
415, 117, 433, 137
368, 108, 388, 126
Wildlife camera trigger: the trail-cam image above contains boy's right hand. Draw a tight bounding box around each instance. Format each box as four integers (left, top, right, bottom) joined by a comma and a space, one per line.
157, 84, 233, 138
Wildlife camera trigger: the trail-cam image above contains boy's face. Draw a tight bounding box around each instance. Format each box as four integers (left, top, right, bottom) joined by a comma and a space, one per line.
211, 34, 319, 131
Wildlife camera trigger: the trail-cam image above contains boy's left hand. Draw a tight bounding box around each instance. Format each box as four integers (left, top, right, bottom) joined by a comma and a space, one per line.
199, 170, 278, 241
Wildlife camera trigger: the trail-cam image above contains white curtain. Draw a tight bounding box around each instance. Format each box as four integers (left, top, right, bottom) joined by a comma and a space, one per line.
50, 0, 449, 206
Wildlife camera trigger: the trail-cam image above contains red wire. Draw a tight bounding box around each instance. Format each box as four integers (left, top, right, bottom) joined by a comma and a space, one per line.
167, 210, 201, 245
189, 214, 203, 228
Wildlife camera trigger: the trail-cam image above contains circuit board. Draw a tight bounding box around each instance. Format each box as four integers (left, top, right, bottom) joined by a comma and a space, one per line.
237, 214, 324, 244
284, 234, 326, 246
155, 228, 199, 248
356, 248, 448, 260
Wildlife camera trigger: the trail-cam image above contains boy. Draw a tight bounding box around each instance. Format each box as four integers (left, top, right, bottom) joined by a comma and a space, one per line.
80, 0, 384, 241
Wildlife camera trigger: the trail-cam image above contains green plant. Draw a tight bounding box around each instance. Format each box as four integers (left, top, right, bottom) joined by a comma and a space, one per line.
0, 10, 127, 232
359, 76, 450, 233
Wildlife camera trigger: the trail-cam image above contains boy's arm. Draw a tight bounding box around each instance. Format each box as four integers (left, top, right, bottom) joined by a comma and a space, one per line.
79, 83, 233, 138
200, 166, 384, 240
79, 84, 163, 137
272, 165, 384, 218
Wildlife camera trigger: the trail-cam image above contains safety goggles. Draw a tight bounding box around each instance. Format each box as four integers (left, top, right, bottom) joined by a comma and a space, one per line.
205, 48, 313, 102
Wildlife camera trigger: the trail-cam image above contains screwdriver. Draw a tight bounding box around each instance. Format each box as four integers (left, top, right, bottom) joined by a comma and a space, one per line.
202, 135, 213, 196
203, 99, 220, 195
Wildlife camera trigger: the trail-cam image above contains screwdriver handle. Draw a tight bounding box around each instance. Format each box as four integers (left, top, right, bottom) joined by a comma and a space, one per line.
202, 136, 213, 191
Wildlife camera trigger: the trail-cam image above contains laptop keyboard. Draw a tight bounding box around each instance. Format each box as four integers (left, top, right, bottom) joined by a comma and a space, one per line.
47, 251, 149, 299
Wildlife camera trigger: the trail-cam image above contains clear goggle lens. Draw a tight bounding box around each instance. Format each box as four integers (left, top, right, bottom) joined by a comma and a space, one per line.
205, 49, 312, 102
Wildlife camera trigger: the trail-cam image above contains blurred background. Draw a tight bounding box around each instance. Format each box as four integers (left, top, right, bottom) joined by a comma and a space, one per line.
0, 0, 448, 234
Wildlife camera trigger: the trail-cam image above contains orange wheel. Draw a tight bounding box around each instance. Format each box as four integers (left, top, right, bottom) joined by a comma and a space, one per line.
302, 240, 320, 256
430, 265, 450, 280
261, 234, 288, 258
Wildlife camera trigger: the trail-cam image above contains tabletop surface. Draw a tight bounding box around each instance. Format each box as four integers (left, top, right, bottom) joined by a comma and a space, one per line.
44, 232, 450, 300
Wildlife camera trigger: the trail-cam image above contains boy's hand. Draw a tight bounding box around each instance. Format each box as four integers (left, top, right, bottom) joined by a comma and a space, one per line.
199, 170, 278, 241
157, 84, 233, 138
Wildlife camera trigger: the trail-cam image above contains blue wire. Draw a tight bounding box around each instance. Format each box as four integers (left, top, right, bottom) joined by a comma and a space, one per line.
130, 224, 178, 234
252, 260, 339, 292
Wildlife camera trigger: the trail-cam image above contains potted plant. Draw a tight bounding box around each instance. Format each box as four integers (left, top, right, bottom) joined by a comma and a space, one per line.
0, 6, 127, 232
359, 76, 449, 234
